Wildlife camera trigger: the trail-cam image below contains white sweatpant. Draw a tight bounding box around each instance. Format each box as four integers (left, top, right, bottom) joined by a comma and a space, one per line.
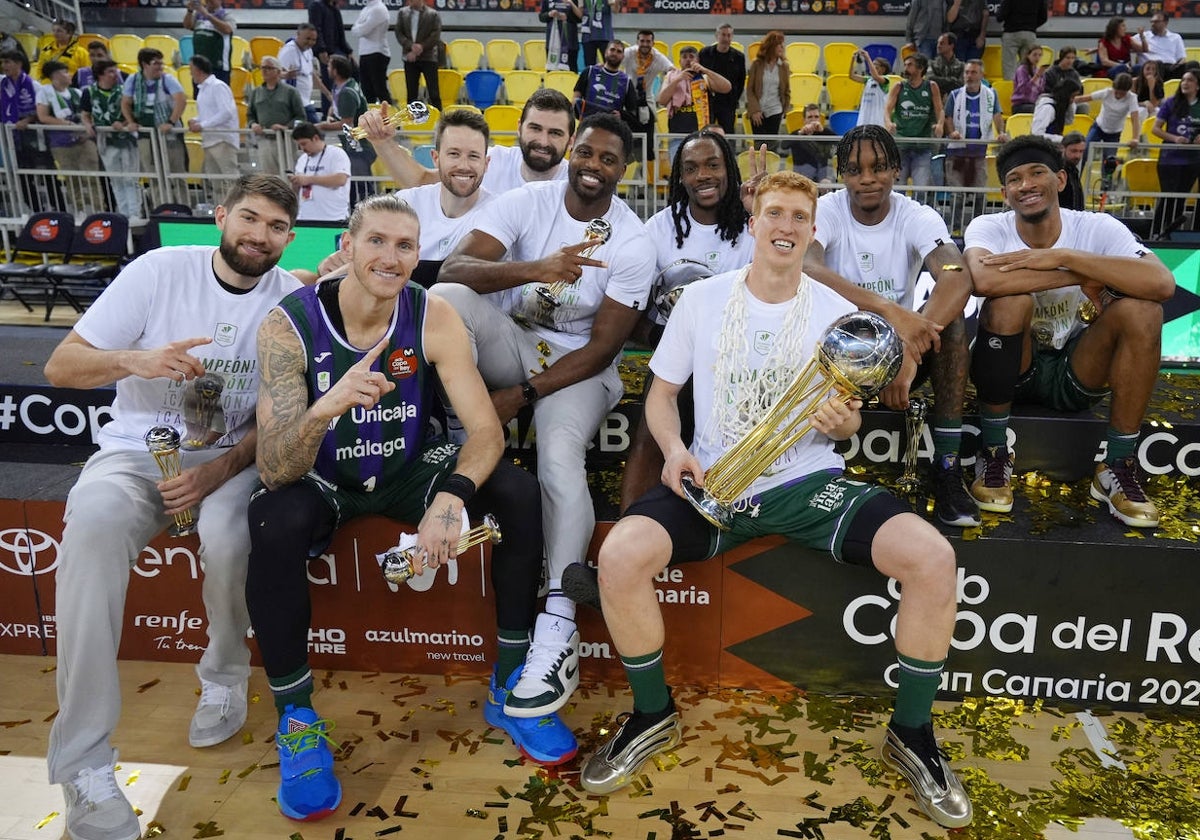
47, 447, 257, 783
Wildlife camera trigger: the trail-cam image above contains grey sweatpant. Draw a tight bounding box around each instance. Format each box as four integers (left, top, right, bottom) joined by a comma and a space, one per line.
47, 447, 257, 783
431, 284, 622, 581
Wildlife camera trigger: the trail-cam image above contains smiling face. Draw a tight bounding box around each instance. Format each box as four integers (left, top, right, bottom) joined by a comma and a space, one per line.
433, 124, 488, 199
1001, 161, 1066, 224
215, 194, 294, 278
637, 33, 654, 56
518, 106, 572, 173
678, 135, 729, 215
749, 186, 816, 270
345, 209, 421, 301
567, 126, 626, 204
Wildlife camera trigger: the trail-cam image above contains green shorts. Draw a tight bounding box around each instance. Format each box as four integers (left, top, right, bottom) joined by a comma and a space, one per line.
1015, 333, 1110, 413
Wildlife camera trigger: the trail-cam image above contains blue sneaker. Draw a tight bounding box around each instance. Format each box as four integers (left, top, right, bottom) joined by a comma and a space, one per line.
485, 666, 578, 766
275, 705, 342, 821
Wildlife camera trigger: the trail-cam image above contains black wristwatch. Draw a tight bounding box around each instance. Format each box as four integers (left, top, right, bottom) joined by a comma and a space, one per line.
521, 380, 539, 404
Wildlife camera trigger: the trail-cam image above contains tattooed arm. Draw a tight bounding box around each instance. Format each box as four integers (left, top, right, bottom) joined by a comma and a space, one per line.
255, 308, 396, 489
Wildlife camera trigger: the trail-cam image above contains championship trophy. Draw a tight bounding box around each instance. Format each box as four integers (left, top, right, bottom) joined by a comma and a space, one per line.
535, 218, 612, 309
895, 397, 928, 496
182, 372, 225, 449
682, 311, 904, 530
378, 514, 502, 585
650, 258, 712, 323
144, 425, 197, 537
343, 101, 430, 152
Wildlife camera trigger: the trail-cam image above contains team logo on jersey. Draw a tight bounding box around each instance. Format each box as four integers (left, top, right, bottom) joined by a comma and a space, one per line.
753, 330, 775, 355
214, 323, 237, 347
706, 250, 720, 269
317, 371, 331, 392
389, 347, 418, 380
857, 252, 874, 273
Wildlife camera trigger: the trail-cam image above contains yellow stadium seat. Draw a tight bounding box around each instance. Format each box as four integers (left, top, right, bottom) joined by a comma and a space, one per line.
730, 41, 745, 55
79, 34, 108, 50
503, 70, 542, 106
118, 63, 137, 77
176, 65, 193, 93
439, 68, 464, 105
485, 104, 522, 145
985, 154, 1003, 204
672, 40, 704, 67
249, 36, 284, 69
231, 35, 250, 70
144, 35, 180, 67
486, 38, 521, 72
991, 79, 1014, 117
388, 69, 407, 105
229, 67, 251, 100
1123, 157, 1160, 210
1067, 112, 1093, 135
14, 32, 39, 57
736, 149, 782, 180
523, 39, 547, 72
822, 43, 858, 77
1164, 78, 1180, 99
109, 34, 144, 66
1139, 116, 1161, 159
182, 100, 200, 138
789, 73, 823, 110
786, 42, 820, 75
982, 44, 1003, 80
784, 109, 808, 133
447, 39, 485, 72
747, 41, 760, 63
186, 139, 204, 177
1082, 77, 1112, 117
655, 40, 669, 57
236, 100, 247, 128
1038, 45, 1053, 67
543, 70, 577, 99
826, 74, 865, 112
1005, 113, 1032, 137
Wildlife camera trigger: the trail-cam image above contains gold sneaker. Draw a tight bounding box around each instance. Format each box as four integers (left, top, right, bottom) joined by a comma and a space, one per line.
1090, 456, 1160, 528
969, 445, 1013, 513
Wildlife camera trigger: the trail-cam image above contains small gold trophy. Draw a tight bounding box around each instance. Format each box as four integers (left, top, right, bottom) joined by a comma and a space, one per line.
182, 372, 225, 449
535, 218, 613, 309
379, 514, 502, 584
895, 397, 928, 496
145, 425, 196, 537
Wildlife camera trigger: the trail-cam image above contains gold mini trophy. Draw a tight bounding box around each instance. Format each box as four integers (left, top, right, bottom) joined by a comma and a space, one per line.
379, 514, 502, 584
145, 425, 196, 537
535, 218, 612, 309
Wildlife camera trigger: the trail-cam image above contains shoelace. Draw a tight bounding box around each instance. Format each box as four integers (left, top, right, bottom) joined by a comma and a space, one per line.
72, 764, 123, 807
522, 639, 569, 684
1109, 457, 1149, 502
980, 447, 1010, 486
277, 718, 338, 772
197, 681, 232, 714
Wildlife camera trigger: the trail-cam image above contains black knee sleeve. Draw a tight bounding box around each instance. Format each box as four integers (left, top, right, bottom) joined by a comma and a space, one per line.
970, 327, 1025, 406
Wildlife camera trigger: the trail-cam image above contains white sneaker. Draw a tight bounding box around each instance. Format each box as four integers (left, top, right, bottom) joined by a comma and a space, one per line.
503, 612, 580, 718
188, 678, 248, 748
62, 753, 140, 840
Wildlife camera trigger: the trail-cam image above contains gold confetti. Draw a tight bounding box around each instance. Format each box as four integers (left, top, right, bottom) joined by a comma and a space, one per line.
34, 812, 59, 829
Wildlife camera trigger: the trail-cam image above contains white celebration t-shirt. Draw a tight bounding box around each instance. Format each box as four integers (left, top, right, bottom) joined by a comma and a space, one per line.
295, 143, 352, 222
396, 182, 496, 261
480, 144, 567, 195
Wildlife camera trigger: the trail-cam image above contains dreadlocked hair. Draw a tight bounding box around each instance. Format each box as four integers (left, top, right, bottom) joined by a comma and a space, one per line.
667, 129, 748, 250
836, 125, 901, 177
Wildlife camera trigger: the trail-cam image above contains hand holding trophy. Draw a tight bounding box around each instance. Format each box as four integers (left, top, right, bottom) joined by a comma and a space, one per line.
536, 218, 612, 309
377, 514, 503, 584
145, 425, 197, 537
343, 101, 430, 152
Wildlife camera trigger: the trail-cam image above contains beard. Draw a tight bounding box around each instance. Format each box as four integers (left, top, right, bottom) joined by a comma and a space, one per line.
521, 141, 564, 173
219, 236, 281, 278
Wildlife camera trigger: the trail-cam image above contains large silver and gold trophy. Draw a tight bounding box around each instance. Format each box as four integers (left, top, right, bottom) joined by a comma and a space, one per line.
379, 514, 503, 585
536, 218, 612, 309
651, 258, 712, 322
145, 426, 196, 537
182, 372, 226, 449
682, 311, 903, 530
343, 101, 430, 152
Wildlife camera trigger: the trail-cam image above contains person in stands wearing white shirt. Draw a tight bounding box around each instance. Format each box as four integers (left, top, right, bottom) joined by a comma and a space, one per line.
361, 88, 574, 195
278, 22, 327, 123
1073, 71, 1142, 153
943, 59, 1008, 225
188, 54, 240, 176
43, 175, 302, 840
1141, 12, 1188, 79
352, 0, 392, 105
290, 120, 351, 221
437, 113, 656, 727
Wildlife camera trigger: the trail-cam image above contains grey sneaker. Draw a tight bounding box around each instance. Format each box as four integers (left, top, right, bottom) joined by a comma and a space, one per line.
882, 721, 973, 828
561, 562, 601, 611
62, 753, 141, 840
580, 705, 682, 795
504, 612, 580, 718
189, 678, 248, 747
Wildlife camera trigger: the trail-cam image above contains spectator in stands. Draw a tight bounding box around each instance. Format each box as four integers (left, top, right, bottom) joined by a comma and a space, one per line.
1132, 60, 1165, 119
184, 0, 236, 85
188, 55, 240, 177
659, 46, 730, 159
73, 40, 117, 90
321, 53, 375, 205
43, 174, 301, 840
1044, 46, 1085, 97
308, 0, 353, 111
966, 135, 1172, 528
1097, 17, 1147, 79
930, 33, 966, 99
1075, 71, 1141, 153
36, 60, 101, 177
35, 19, 88, 80
1, 49, 47, 212
805, 126, 978, 528
783, 104, 837, 183
944, 59, 1007, 227
122, 47, 187, 201
247, 192, 566, 822
248, 56, 307, 177
698, 24, 745, 135
357, 88, 573, 195
1151, 69, 1200, 237
397, 0, 442, 110
1031, 76, 1082, 142
906, 0, 947, 60
279, 22, 326, 123
1058, 130, 1085, 210
579, 0, 619, 67
291, 120, 351, 222
574, 39, 638, 130
352, 0, 392, 105
438, 114, 656, 731
541, 0, 581, 72
851, 50, 892, 127
1010, 44, 1046, 114
885, 53, 944, 192
81, 59, 141, 219
579, 170, 972, 832
0, 30, 30, 73
997, 0, 1048, 80
622, 30, 673, 163
1142, 13, 1188, 80
746, 31, 790, 149
947, 0, 988, 62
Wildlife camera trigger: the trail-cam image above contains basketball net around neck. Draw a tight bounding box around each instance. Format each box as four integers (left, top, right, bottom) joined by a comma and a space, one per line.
704, 265, 814, 452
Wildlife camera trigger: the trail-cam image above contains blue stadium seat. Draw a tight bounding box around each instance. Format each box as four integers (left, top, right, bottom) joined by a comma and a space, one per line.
464, 69, 503, 109
828, 110, 860, 135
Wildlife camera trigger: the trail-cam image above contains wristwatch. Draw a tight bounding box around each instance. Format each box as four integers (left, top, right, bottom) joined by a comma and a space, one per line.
521, 380, 539, 404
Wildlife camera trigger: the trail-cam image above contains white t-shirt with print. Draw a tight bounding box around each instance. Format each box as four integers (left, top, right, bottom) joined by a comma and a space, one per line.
473, 179, 656, 350
480, 144, 568, 195
651, 269, 856, 500
295, 143, 352, 222
1090, 88, 1140, 134
74, 245, 301, 452
964, 209, 1149, 350
814, 188, 950, 310
396, 182, 496, 261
